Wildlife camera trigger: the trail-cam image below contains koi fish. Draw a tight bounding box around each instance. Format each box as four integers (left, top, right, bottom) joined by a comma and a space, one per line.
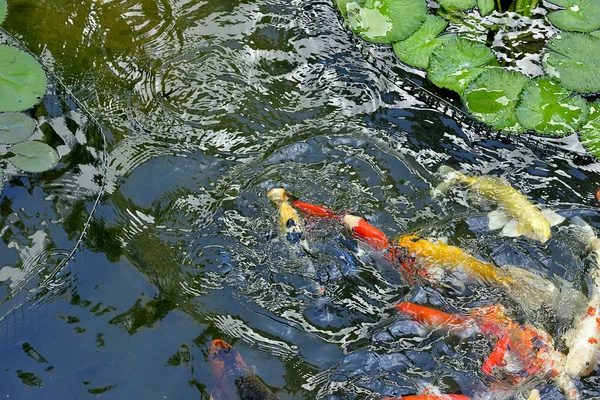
267, 188, 312, 255
563, 217, 600, 377
382, 395, 470, 400
395, 302, 579, 400
435, 166, 564, 243
209, 339, 278, 400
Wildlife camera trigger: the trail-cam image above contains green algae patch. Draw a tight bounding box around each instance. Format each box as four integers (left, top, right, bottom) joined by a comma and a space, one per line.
0, 46, 47, 112
546, 0, 600, 32
579, 101, 600, 157
463, 69, 528, 132
344, 0, 427, 44
515, 77, 589, 136
392, 15, 452, 69
542, 32, 600, 94
428, 37, 498, 95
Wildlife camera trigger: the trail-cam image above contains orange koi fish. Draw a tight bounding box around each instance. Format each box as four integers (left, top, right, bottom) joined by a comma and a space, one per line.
209, 339, 278, 400
395, 303, 579, 400
382, 395, 470, 400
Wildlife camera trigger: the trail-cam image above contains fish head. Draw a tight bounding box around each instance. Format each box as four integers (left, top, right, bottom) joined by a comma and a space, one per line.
209, 339, 250, 390
267, 188, 288, 203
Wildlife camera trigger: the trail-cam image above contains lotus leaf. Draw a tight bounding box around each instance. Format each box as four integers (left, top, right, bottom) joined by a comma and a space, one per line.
439, 0, 476, 10
8, 141, 59, 172
0, 0, 6, 25
0, 112, 36, 144
392, 15, 453, 69
464, 69, 528, 132
515, 77, 588, 136
428, 37, 498, 95
592, 30, 600, 39
0, 46, 47, 112
346, 0, 427, 44
546, 0, 600, 32
579, 101, 600, 157
542, 32, 600, 94
336, 0, 365, 18
477, 0, 495, 16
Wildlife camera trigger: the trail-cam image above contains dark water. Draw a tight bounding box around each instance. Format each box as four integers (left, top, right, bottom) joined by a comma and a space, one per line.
1, 0, 600, 399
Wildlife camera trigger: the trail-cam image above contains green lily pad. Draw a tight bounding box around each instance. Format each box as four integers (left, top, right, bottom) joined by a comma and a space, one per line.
428, 37, 498, 95
542, 32, 600, 94
0, 112, 36, 144
579, 101, 600, 157
439, 0, 476, 10
477, 0, 495, 16
0, 0, 6, 25
546, 0, 600, 32
463, 69, 528, 132
0, 46, 47, 112
345, 0, 427, 44
392, 15, 453, 69
591, 30, 600, 39
336, 0, 364, 18
515, 77, 589, 136
8, 141, 59, 172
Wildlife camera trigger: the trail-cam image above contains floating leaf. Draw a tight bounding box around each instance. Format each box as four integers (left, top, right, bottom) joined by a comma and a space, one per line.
464, 69, 528, 132
0, 112, 36, 144
0, 46, 47, 112
439, 0, 476, 11
392, 15, 453, 69
579, 101, 600, 157
546, 0, 600, 32
591, 30, 600, 39
428, 37, 498, 95
542, 32, 600, 94
345, 0, 427, 44
0, 0, 6, 25
477, 0, 495, 16
336, 0, 364, 18
8, 141, 59, 172
515, 77, 588, 136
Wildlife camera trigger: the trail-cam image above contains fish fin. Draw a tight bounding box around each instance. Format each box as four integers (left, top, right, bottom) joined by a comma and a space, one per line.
488, 209, 511, 230
541, 209, 565, 227
501, 219, 522, 237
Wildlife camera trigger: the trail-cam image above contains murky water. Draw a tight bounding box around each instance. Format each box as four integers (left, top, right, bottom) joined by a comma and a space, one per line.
1, 0, 600, 398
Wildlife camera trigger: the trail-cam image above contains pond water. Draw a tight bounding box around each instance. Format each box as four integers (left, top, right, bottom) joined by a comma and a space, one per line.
1, 0, 600, 399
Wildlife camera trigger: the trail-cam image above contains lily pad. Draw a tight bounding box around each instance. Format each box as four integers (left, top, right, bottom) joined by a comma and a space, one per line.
546, 0, 600, 32
392, 15, 453, 69
8, 141, 59, 172
515, 77, 588, 136
428, 37, 498, 95
0, 112, 36, 144
477, 0, 495, 16
345, 0, 427, 44
591, 30, 600, 39
0, 0, 6, 25
439, 0, 476, 10
0, 46, 47, 112
464, 69, 528, 132
542, 32, 600, 94
579, 101, 600, 157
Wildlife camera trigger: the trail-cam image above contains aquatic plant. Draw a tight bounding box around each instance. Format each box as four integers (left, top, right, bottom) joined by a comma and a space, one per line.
546, 0, 600, 32
579, 102, 600, 157
0, 0, 5, 25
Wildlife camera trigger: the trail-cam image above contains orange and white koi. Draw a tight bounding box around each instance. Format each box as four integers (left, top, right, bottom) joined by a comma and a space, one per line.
435, 166, 564, 243
395, 302, 579, 400
563, 217, 600, 377
209, 339, 278, 400
267, 188, 312, 255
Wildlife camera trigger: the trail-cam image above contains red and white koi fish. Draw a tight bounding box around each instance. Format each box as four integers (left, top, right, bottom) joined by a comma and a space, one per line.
563, 217, 600, 377
395, 302, 579, 400
209, 339, 278, 400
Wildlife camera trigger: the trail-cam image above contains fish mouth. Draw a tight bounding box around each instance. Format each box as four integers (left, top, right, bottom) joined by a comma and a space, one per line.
210, 339, 233, 355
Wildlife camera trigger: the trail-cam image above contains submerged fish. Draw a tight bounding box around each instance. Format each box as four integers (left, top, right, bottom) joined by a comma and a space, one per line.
267, 188, 312, 255
209, 339, 279, 400
435, 166, 564, 243
395, 302, 579, 400
563, 217, 600, 377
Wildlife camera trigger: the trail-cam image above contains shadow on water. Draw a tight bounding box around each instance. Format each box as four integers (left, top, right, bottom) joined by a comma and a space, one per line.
0, 0, 600, 399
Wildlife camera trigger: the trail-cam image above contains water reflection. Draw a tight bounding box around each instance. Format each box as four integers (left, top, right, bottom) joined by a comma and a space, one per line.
1, 0, 600, 398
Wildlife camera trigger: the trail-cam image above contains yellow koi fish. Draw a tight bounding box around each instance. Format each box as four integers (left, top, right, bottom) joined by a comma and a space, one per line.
267, 188, 312, 255
564, 217, 600, 377
435, 166, 564, 243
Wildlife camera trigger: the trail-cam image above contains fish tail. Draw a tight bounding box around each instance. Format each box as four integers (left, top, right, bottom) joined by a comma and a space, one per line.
554, 373, 580, 400
292, 200, 341, 220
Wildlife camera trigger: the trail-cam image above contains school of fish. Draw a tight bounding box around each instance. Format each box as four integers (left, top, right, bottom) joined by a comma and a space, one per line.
207, 168, 600, 399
